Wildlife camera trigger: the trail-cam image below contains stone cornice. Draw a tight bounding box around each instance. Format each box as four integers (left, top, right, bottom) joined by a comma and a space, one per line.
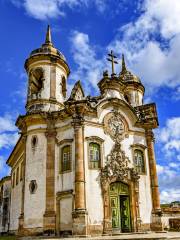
6, 135, 24, 167
25, 54, 70, 76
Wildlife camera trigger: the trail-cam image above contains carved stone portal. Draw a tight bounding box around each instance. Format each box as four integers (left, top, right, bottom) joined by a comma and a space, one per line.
101, 114, 140, 233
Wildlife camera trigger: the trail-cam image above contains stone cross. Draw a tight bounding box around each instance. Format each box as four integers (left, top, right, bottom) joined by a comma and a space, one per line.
107, 50, 118, 75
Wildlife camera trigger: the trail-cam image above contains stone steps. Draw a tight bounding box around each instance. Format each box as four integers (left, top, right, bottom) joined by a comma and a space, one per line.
18, 232, 180, 240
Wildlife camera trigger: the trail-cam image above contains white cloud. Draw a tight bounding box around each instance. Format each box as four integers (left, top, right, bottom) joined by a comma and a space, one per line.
157, 117, 180, 159
157, 162, 180, 203
0, 114, 17, 133
10, 0, 110, 20
69, 31, 107, 93
24, 0, 62, 20
156, 164, 164, 175
160, 189, 180, 204
0, 133, 19, 149
107, 0, 180, 94
0, 114, 18, 150
143, 0, 180, 39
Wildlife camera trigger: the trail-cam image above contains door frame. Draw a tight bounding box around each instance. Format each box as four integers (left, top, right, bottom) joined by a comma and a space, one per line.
102, 178, 139, 234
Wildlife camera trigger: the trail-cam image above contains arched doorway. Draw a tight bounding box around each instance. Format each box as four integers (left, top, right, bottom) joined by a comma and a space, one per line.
110, 182, 131, 232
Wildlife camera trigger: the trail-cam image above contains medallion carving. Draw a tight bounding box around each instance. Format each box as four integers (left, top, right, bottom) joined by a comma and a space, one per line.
104, 111, 126, 142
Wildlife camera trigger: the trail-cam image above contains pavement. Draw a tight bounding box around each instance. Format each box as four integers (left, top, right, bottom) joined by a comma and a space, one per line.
18, 232, 180, 240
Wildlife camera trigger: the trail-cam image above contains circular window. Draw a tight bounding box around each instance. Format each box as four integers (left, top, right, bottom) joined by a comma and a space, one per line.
29, 180, 37, 194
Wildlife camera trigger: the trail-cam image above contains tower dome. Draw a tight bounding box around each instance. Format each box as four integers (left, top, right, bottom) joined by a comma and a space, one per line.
119, 55, 145, 107
25, 25, 70, 113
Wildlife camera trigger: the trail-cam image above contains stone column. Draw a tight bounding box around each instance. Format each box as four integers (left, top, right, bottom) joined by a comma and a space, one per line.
43, 128, 56, 234
146, 129, 162, 231
72, 119, 88, 236
18, 135, 27, 234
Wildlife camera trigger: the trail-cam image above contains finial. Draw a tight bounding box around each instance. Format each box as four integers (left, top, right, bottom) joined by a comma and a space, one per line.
122, 54, 127, 73
45, 25, 52, 45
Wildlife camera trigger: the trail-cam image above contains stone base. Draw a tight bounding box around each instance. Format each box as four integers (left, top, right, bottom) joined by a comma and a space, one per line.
151, 211, 163, 231
88, 224, 103, 235
103, 219, 112, 234
17, 227, 43, 236
18, 213, 24, 234
72, 209, 88, 236
138, 223, 151, 231
43, 210, 56, 234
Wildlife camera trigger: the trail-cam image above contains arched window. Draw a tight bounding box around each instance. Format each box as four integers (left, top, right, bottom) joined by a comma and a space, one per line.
30, 68, 44, 94
89, 142, 101, 169
134, 149, 145, 174
61, 145, 71, 172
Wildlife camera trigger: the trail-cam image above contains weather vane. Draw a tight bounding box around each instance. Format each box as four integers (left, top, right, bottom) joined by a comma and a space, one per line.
107, 50, 118, 76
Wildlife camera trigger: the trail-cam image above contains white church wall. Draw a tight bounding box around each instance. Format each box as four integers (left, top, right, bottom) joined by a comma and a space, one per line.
24, 132, 46, 228
84, 125, 105, 225
10, 181, 22, 231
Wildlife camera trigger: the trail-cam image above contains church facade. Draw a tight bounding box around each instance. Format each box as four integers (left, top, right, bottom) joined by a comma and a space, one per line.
5, 26, 162, 236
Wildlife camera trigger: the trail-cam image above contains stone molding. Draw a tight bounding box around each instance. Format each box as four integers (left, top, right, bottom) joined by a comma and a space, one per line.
56, 138, 73, 145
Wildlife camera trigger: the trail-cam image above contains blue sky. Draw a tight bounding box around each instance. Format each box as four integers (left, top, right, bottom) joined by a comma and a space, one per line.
0, 0, 180, 203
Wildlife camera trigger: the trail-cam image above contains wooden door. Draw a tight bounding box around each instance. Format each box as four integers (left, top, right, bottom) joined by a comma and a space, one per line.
110, 182, 131, 232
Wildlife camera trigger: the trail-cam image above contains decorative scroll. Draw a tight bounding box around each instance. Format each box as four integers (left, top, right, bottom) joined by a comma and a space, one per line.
100, 143, 130, 184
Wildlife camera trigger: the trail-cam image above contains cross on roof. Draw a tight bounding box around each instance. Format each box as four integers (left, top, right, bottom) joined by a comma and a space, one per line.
107, 50, 118, 76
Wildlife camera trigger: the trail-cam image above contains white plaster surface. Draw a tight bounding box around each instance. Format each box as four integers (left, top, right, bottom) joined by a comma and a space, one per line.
60, 197, 72, 230
23, 132, 46, 228
10, 182, 22, 230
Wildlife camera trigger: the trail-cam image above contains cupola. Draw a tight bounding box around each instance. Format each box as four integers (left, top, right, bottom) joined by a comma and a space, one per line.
119, 55, 145, 107
98, 51, 126, 100
25, 25, 70, 113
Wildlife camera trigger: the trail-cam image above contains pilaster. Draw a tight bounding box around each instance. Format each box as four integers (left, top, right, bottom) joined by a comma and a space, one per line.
18, 135, 27, 235
72, 118, 88, 236
43, 121, 57, 234
146, 129, 162, 231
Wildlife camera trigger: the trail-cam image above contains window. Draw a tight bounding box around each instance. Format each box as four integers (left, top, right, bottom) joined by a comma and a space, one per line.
31, 135, 38, 149
30, 68, 44, 94
16, 167, 19, 185
89, 142, 101, 169
61, 145, 71, 172
134, 149, 145, 174
29, 180, 37, 194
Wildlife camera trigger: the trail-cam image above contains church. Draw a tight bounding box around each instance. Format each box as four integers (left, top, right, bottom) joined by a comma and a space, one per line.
4, 26, 163, 236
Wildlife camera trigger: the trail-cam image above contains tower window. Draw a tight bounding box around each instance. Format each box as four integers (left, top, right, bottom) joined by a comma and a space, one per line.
61, 145, 71, 172
89, 142, 101, 169
30, 68, 44, 94
134, 149, 145, 174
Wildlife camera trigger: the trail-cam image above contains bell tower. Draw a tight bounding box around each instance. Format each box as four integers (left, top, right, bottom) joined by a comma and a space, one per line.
25, 25, 70, 113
